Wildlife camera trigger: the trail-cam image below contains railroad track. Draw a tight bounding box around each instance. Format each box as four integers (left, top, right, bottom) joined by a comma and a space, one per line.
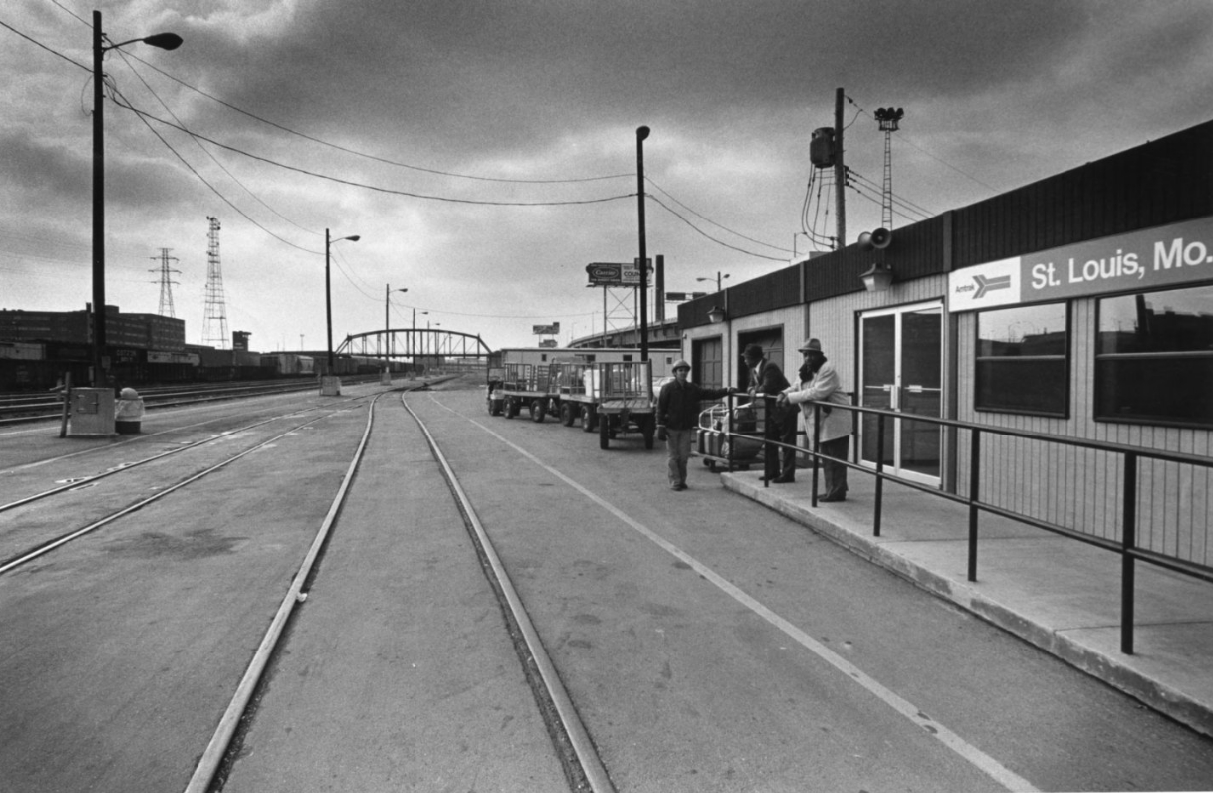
0, 375, 389, 426
181, 387, 612, 793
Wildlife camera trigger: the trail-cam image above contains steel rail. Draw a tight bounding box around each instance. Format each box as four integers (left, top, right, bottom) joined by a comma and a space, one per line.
0, 393, 374, 512
0, 404, 362, 577
402, 393, 616, 793
181, 392, 387, 793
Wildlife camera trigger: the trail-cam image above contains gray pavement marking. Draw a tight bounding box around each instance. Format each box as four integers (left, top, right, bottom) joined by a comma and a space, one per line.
429, 392, 1041, 793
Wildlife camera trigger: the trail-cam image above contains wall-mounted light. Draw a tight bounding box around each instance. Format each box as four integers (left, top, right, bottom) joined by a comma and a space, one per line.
707, 305, 727, 324
860, 263, 895, 292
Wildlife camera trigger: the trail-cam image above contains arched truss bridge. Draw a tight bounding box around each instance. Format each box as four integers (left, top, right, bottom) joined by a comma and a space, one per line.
336, 328, 493, 360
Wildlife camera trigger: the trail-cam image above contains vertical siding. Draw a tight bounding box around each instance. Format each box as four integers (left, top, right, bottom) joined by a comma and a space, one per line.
954, 297, 1213, 565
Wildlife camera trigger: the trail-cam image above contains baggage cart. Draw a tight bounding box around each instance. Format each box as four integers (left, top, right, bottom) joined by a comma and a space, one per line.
696, 395, 767, 471
547, 360, 599, 432
595, 360, 656, 449
494, 362, 553, 421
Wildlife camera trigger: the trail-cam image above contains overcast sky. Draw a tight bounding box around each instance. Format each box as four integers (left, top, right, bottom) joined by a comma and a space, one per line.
3, 0, 1212, 353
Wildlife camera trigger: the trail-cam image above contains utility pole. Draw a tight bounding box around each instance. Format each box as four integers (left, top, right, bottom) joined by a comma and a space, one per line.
834, 87, 847, 249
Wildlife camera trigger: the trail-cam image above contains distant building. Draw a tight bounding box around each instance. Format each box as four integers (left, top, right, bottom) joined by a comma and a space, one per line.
0, 305, 185, 352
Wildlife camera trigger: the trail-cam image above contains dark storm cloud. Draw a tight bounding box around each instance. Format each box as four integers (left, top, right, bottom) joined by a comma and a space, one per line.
180, 0, 1094, 162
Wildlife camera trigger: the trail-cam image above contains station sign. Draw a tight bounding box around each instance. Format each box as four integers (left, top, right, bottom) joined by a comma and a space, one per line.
664, 291, 707, 302
949, 215, 1213, 312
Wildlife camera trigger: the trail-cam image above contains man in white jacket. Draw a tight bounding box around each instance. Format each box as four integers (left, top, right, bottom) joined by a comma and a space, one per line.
778, 338, 851, 501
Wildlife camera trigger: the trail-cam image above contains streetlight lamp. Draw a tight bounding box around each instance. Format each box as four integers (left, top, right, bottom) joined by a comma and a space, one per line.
92, 11, 181, 392
323, 228, 359, 395
696, 272, 730, 292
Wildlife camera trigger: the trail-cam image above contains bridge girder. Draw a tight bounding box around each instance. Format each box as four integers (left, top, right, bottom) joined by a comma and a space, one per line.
335, 328, 492, 359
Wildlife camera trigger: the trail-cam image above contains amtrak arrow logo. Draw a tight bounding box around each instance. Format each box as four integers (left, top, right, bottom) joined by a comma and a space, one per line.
973, 274, 1012, 298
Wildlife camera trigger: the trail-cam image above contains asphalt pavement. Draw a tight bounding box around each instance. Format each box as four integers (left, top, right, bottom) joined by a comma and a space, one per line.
721, 467, 1213, 739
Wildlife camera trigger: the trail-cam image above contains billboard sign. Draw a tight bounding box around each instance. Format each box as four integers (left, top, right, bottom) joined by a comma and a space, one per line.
949, 216, 1213, 312
532, 323, 560, 335
586, 259, 652, 287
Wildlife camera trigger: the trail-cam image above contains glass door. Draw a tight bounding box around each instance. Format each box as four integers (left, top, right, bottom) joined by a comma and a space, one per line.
859, 302, 942, 485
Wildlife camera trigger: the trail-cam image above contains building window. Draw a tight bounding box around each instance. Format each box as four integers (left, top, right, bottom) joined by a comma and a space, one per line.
1095, 284, 1213, 427
975, 303, 1069, 417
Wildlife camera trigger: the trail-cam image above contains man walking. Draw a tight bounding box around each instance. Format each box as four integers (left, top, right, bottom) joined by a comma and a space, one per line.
657, 359, 733, 491
779, 339, 851, 501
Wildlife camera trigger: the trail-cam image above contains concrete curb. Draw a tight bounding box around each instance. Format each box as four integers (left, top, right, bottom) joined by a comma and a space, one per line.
721, 471, 1213, 738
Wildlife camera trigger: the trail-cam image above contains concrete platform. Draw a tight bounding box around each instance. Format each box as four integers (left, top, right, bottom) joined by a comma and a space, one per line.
721, 468, 1213, 738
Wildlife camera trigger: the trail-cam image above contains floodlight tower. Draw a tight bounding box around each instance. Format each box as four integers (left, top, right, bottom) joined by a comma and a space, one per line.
202, 216, 229, 348
874, 107, 904, 230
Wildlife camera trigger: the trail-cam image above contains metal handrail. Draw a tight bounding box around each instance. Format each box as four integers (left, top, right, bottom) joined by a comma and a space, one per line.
722, 395, 1213, 655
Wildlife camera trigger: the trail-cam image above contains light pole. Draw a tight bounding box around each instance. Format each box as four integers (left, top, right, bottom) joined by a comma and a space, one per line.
636, 125, 650, 362
697, 272, 730, 292
385, 285, 407, 380
324, 228, 359, 395
92, 11, 181, 390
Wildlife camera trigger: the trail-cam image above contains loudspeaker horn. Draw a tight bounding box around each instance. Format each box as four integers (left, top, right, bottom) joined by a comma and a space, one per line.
870, 227, 892, 249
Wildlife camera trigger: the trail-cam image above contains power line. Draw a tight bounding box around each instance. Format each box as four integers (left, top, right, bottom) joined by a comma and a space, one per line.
646, 195, 789, 262
0, 17, 89, 71
114, 49, 322, 237
110, 86, 323, 254
114, 98, 638, 208
644, 178, 791, 253
122, 50, 633, 186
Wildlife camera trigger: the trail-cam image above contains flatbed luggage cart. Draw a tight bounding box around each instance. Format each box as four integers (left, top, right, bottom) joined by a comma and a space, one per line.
494, 363, 552, 421
595, 360, 656, 449
696, 394, 767, 471
548, 360, 599, 432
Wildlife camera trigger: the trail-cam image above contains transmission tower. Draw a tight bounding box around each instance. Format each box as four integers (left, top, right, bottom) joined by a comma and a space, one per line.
149, 248, 181, 318
202, 216, 229, 348
874, 107, 904, 229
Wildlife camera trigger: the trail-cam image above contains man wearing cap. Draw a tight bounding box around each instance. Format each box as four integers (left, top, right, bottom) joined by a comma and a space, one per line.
742, 343, 799, 483
657, 359, 734, 491
779, 339, 851, 501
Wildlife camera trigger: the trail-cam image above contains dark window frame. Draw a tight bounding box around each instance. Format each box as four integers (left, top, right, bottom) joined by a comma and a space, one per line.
973, 302, 1071, 419
1094, 282, 1213, 430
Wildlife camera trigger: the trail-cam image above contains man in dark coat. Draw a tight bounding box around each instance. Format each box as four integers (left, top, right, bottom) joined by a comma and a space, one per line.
743, 343, 799, 483
657, 359, 733, 491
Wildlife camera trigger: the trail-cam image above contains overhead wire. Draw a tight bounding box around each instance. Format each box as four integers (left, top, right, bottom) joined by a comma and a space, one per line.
0, 17, 90, 71
645, 195, 789, 262
113, 99, 638, 208
644, 178, 791, 253
114, 49, 322, 237
110, 86, 324, 253
122, 50, 632, 186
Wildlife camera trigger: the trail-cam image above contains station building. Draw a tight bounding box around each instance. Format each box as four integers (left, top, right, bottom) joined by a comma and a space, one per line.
678, 119, 1213, 574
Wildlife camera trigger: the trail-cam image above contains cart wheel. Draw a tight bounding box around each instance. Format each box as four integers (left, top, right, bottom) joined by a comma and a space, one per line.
640, 416, 655, 449
489, 398, 502, 416
599, 416, 610, 449
505, 399, 516, 419
530, 399, 545, 423
581, 405, 595, 433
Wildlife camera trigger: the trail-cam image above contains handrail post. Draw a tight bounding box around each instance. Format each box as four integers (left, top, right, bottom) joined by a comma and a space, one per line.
726, 393, 735, 472
1121, 452, 1137, 654
874, 411, 885, 536
968, 428, 981, 582
811, 402, 821, 507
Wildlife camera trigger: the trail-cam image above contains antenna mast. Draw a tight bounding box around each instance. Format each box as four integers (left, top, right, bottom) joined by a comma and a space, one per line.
149, 248, 181, 318
202, 216, 229, 348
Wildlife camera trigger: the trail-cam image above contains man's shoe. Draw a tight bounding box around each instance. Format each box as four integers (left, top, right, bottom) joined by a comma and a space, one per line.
819, 494, 846, 502
773, 475, 795, 483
